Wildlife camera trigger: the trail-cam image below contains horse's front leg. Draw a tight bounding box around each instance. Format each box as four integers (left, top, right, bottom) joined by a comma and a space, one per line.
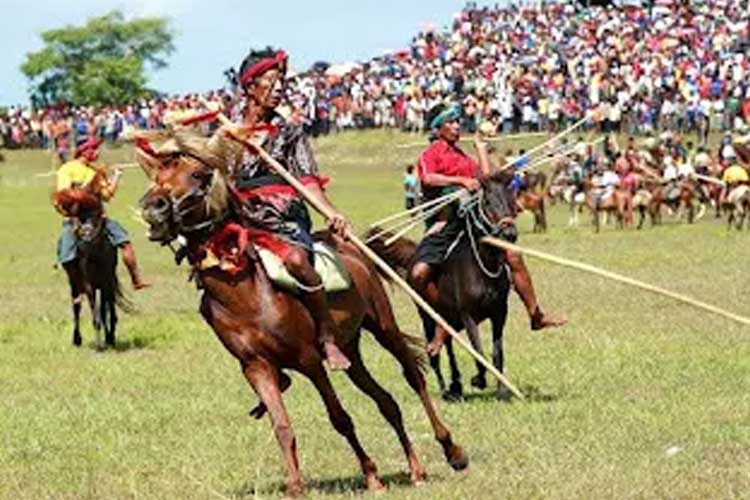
490, 304, 510, 400
64, 263, 83, 346
463, 316, 486, 390
244, 360, 305, 498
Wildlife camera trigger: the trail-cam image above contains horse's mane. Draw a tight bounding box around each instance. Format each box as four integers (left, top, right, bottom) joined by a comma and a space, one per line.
52, 187, 102, 217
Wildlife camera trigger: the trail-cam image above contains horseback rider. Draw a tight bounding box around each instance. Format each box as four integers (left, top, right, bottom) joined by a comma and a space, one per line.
208, 47, 350, 370
720, 163, 749, 206
54, 137, 150, 290
411, 105, 565, 332
591, 160, 620, 209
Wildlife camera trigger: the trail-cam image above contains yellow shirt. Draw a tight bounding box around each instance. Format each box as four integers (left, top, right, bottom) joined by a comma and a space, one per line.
722, 165, 749, 184
56, 159, 97, 191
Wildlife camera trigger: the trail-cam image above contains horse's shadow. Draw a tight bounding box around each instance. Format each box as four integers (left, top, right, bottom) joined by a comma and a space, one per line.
85, 335, 155, 352
461, 384, 562, 404
234, 470, 437, 497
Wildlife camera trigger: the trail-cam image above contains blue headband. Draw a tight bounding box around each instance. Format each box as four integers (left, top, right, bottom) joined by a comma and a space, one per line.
430, 106, 461, 130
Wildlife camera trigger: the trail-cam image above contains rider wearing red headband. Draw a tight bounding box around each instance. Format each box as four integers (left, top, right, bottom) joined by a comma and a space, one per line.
210, 47, 351, 370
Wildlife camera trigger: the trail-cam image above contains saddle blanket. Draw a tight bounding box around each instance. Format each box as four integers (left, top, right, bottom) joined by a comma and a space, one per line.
256, 242, 351, 293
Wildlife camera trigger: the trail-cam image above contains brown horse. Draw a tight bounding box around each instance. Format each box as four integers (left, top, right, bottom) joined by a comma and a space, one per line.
53, 172, 127, 349
138, 143, 466, 497
584, 179, 626, 232
368, 172, 518, 401
518, 190, 547, 233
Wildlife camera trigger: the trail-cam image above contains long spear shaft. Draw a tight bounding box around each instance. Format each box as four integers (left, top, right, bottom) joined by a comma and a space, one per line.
202, 98, 526, 399
482, 236, 750, 327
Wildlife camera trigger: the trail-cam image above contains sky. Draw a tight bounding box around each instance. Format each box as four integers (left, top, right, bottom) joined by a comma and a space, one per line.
0, 0, 476, 106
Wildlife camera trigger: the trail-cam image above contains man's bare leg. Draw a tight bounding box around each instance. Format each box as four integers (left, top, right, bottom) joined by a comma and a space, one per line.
285, 247, 350, 370
120, 243, 150, 290
505, 250, 567, 331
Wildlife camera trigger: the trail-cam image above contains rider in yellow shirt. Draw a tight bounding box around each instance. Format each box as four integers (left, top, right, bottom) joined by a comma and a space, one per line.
722, 164, 749, 185
720, 163, 749, 207
55, 137, 150, 290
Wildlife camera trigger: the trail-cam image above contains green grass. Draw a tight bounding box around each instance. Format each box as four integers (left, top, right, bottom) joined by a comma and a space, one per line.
1, 131, 749, 499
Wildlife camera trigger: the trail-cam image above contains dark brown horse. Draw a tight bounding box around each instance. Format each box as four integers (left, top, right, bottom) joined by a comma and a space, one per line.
54, 173, 126, 349
138, 145, 466, 497
368, 172, 518, 401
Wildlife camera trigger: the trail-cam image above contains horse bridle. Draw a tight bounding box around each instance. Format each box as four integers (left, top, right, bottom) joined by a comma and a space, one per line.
141, 160, 222, 240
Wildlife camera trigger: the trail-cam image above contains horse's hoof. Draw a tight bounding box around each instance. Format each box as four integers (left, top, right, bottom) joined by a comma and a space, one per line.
470, 374, 487, 390
442, 382, 463, 402
411, 469, 427, 487
496, 385, 513, 401
447, 445, 469, 471
249, 401, 267, 419
72, 335, 82, 347
441, 389, 463, 403
366, 476, 387, 494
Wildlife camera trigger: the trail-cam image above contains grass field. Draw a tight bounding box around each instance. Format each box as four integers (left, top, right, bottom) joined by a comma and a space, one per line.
1, 130, 749, 499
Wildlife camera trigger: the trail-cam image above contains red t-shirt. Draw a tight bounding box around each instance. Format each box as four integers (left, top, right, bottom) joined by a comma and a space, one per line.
418, 140, 479, 180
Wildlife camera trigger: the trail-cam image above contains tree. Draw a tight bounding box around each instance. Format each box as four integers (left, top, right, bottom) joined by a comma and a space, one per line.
21, 11, 174, 107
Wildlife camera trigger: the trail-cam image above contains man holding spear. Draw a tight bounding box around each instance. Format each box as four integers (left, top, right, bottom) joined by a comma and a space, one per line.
207, 47, 351, 370
412, 105, 566, 337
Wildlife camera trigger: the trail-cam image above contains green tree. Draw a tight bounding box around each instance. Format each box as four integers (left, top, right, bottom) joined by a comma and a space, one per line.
20, 11, 174, 107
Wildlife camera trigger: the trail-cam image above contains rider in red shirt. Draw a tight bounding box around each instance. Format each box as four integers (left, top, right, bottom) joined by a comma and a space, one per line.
412, 106, 566, 333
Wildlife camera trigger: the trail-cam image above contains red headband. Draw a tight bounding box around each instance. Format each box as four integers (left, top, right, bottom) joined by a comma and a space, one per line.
75, 137, 103, 157
239, 50, 288, 86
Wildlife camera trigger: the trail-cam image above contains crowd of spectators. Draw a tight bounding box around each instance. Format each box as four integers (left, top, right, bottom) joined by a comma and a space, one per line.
2, 0, 750, 153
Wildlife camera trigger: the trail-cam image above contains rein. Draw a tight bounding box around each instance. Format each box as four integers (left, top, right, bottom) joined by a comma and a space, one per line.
440, 189, 505, 280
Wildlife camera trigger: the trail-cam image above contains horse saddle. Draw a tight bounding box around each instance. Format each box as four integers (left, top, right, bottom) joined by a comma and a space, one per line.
256, 242, 351, 294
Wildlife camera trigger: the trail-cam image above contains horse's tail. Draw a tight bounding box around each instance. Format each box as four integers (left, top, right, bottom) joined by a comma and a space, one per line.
365, 227, 418, 281
113, 272, 134, 313
401, 329, 429, 371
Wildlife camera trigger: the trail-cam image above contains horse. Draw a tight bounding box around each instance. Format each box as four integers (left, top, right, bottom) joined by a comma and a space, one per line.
584, 178, 626, 232
518, 190, 547, 233
560, 181, 586, 226
367, 171, 518, 401
137, 136, 466, 497
53, 173, 126, 350
723, 185, 750, 230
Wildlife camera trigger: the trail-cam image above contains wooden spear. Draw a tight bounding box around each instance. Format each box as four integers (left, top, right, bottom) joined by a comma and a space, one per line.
482, 236, 750, 327
200, 97, 526, 399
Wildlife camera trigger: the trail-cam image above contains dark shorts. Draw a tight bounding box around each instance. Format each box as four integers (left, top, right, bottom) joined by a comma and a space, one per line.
413, 214, 465, 266
57, 218, 129, 264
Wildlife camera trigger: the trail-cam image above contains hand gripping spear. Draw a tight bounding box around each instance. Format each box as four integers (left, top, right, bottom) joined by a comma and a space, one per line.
200, 97, 526, 400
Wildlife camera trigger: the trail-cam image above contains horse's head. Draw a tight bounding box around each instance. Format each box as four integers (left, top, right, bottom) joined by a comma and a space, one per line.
74, 210, 105, 246
137, 130, 228, 244
478, 169, 518, 242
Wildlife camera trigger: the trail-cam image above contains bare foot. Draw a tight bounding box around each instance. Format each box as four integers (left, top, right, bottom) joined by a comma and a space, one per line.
531, 308, 567, 331
324, 342, 351, 370
426, 339, 443, 357
426, 327, 449, 357
132, 281, 151, 291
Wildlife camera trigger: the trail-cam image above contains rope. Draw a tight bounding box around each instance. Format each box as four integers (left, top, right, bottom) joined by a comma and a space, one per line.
465, 195, 503, 279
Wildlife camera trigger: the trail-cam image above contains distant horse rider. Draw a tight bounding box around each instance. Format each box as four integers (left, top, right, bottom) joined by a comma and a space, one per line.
54, 137, 150, 290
